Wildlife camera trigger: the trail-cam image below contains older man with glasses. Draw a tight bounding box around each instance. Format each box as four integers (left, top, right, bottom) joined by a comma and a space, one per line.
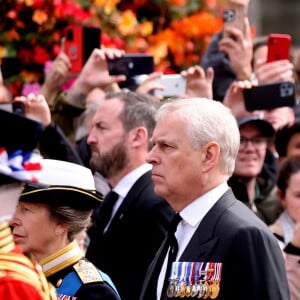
228, 116, 281, 225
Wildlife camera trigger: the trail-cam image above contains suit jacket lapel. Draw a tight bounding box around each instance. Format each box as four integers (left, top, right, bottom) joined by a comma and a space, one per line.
110, 171, 152, 224
139, 234, 169, 300
180, 189, 236, 261
140, 189, 237, 300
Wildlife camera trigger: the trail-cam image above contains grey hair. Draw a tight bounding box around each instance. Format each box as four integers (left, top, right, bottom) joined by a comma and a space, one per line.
156, 98, 240, 175
105, 91, 160, 150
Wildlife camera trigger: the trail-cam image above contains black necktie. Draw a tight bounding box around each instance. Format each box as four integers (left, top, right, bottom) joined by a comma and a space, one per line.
160, 213, 182, 299
139, 213, 182, 300
97, 190, 119, 231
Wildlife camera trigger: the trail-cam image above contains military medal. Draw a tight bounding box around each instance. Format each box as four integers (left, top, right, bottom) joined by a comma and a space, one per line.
167, 282, 176, 298
202, 281, 210, 299
171, 261, 223, 299
185, 284, 192, 297
209, 281, 220, 299
174, 283, 181, 298
167, 262, 179, 298
191, 283, 199, 298
197, 282, 205, 298
173, 262, 183, 298
209, 262, 222, 299
190, 262, 200, 297
184, 262, 194, 297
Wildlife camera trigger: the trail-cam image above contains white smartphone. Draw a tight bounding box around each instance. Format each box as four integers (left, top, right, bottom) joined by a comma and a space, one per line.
154, 74, 187, 97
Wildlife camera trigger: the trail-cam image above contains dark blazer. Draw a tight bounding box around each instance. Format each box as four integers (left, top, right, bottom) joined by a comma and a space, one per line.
86, 171, 175, 300
140, 189, 290, 300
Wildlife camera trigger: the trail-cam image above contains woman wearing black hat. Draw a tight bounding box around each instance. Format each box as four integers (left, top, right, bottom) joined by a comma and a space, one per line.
10, 159, 120, 300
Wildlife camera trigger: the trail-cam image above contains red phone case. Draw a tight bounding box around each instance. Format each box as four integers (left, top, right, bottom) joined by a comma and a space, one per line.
64, 25, 83, 73
267, 34, 291, 63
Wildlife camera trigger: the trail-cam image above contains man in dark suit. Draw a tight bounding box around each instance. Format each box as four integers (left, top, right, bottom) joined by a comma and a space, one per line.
139, 97, 290, 300
85, 91, 175, 300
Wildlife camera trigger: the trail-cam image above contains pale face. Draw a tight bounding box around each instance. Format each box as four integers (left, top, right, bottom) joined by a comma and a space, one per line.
234, 124, 267, 179
10, 202, 58, 260
87, 98, 130, 179
286, 133, 300, 157
281, 171, 300, 222
146, 116, 204, 209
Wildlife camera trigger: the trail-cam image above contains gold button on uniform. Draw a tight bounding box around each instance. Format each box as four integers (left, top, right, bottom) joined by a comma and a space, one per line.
56, 279, 63, 288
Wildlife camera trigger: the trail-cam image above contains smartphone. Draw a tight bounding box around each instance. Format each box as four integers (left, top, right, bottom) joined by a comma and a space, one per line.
154, 74, 187, 97
243, 81, 296, 111
0, 101, 25, 116
108, 54, 154, 77
267, 34, 291, 63
64, 25, 101, 73
222, 8, 246, 39
1, 57, 22, 79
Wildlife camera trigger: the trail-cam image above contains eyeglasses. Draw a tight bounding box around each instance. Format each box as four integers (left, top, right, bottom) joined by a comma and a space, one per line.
240, 136, 268, 148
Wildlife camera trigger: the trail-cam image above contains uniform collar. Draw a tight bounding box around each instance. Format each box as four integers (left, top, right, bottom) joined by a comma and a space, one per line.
39, 240, 83, 277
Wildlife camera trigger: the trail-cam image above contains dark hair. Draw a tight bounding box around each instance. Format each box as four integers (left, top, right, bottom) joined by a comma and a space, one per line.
277, 156, 300, 196
275, 122, 300, 157
251, 36, 268, 68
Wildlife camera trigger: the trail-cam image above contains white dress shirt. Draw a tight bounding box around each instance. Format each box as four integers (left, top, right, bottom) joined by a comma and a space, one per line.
156, 182, 229, 299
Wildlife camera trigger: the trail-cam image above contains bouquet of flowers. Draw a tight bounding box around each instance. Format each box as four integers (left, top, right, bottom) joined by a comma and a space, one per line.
0, 0, 224, 96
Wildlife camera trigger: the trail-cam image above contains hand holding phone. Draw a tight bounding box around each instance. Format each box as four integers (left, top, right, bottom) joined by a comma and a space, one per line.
108, 54, 154, 77
267, 33, 291, 63
154, 74, 187, 97
222, 8, 246, 39
0, 101, 25, 116
64, 25, 101, 73
243, 81, 296, 111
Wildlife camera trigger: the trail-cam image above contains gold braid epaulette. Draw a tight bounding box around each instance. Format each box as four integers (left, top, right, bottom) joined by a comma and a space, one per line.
0, 251, 57, 300
0, 221, 14, 252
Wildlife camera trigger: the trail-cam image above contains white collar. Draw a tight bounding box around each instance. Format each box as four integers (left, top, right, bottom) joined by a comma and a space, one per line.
113, 164, 152, 199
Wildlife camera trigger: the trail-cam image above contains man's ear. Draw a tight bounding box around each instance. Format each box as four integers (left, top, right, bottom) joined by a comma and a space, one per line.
201, 141, 220, 173
130, 126, 148, 148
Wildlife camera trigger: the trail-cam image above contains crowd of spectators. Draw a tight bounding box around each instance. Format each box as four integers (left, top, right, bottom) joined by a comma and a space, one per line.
1, 0, 300, 299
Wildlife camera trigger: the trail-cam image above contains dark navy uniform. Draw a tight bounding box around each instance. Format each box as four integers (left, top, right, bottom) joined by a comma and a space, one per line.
40, 240, 120, 300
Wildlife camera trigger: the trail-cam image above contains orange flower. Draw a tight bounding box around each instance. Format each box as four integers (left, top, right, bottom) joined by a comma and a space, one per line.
17, 0, 34, 6
126, 37, 149, 52
171, 12, 222, 38
148, 42, 169, 65
117, 10, 138, 36
93, 0, 120, 14
20, 70, 40, 83
140, 21, 153, 37
32, 9, 48, 25
0, 46, 8, 59
6, 29, 20, 41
